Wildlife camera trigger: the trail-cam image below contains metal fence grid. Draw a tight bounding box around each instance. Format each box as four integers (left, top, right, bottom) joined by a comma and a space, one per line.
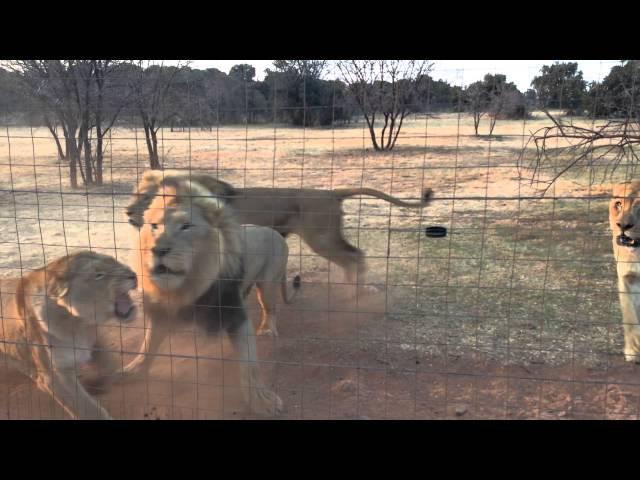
1, 61, 639, 420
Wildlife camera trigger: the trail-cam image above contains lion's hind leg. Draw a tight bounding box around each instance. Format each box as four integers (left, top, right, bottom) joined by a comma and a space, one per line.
303, 231, 366, 286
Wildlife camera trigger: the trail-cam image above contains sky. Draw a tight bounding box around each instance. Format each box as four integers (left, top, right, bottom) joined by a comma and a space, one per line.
180, 60, 622, 91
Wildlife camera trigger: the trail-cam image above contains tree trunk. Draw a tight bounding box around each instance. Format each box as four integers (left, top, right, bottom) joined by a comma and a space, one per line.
143, 123, 161, 170
151, 129, 160, 168
45, 119, 66, 160
75, 137, 87, 186
473, 112, 481, 136
386, 113, 397, 150
66, 136, 79, 189
380, 113, 389, 150
489, 115, 497, 136
95, 85, 104, 186
95, 130, 103, 186
81, 125, 93, 185
389, 111, 408, 150
150, 150, 160, 169
363, 112, 380, 151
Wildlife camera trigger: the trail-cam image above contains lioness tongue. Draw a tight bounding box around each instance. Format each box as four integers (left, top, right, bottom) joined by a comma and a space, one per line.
115, 292, 133, 315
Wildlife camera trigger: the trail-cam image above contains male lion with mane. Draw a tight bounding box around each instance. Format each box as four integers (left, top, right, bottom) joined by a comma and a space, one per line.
0, 251, 137, 419
125, 179, 283, 416
610, 181, 640, 362
126, 170, 434, 284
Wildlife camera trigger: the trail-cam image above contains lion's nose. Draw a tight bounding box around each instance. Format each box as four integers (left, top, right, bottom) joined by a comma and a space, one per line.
617, 222, 635, 231
152, 246, 171, 257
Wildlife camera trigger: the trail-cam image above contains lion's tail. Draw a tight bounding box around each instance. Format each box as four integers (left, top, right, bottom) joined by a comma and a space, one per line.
331, 187, 434, 208
282, 274, 301, 304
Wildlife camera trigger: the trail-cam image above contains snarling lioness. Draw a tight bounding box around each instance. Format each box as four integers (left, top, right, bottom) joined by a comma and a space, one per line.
610, 181, 640, 362
126, 170, 434, 284
0, 251, 137, 419
125, 179, 283, 416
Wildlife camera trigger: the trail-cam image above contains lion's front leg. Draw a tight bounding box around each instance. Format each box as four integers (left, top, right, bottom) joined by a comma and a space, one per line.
618, 276, 640, 363
228, 314, 283, 416
79, 338, 122, 394
36, 370, 112, 420
122, 323, 163, 376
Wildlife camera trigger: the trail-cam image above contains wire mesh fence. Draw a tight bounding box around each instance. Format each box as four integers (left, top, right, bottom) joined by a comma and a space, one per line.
1, 60, 640, 420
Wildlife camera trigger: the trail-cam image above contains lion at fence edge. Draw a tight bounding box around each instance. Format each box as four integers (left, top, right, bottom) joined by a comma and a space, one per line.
610, 181, 640, 362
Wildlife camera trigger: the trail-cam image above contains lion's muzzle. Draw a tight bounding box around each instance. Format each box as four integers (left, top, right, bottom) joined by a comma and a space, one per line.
152, 264, 183, 275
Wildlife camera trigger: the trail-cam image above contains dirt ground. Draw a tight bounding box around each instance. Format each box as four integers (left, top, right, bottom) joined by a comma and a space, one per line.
1, 113, 639, 420
2, 281, 639, 420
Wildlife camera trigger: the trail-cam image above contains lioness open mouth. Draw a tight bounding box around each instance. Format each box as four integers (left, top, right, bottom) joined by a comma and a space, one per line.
115, 291, 135, 319
617, 234, 640, 248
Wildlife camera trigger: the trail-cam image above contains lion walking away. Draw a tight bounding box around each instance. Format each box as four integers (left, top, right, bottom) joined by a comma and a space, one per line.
126, 170, 434, 285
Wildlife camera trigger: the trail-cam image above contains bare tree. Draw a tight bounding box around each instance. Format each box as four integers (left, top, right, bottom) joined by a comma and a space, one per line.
128, 61, 188, 170
524, 111, 640, 192
91, 60, 131, 184
487, 90, 505, 136
465, 81, 488, 136
8, 60, 88, 187
8, 60, 131, 187
337, 60, 433, 151
523, 62, 640, 192
43, 113, 66, 160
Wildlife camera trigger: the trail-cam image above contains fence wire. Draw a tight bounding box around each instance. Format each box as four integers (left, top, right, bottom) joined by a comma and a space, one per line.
1, 62, 640, 420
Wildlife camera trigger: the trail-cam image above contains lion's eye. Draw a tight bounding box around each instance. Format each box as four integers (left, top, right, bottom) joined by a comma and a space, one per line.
180, 223, 192, 231
95, 273, 105, 280
615, 201, 622, 211
151, 223, 158, 230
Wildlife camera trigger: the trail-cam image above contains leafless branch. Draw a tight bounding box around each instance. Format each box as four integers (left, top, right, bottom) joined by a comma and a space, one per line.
521, 111, 640, 194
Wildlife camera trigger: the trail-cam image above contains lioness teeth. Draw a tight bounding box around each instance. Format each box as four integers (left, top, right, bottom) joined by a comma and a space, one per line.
115, 292, 134, 317
617, 235, 640, 248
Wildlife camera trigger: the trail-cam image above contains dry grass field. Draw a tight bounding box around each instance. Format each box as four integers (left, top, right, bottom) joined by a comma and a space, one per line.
1, 112, 640, 419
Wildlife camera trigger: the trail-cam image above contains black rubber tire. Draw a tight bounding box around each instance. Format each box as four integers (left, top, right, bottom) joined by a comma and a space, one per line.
425, 226, 447, 238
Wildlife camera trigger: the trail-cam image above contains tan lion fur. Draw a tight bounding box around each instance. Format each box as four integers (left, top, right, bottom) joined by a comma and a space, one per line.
126, 170, 434, 283
125, 179, 283, 416
0, 251, 137, 419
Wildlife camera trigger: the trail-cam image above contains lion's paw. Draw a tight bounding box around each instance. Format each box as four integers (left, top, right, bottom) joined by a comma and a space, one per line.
256, 326, 278, 337
249, 387, 284, 417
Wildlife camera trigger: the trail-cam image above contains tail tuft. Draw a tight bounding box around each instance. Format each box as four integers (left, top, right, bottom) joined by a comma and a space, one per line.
423, 188, 434, 203
293, 275, 301, 289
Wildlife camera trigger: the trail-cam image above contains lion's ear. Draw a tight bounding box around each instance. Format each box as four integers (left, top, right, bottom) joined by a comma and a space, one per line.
44, 258, 71, 298
49, 281, 69, 299
46, 270, 69, 298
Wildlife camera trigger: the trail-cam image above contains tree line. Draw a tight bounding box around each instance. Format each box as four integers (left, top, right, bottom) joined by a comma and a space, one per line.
0, 60, 637, 188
